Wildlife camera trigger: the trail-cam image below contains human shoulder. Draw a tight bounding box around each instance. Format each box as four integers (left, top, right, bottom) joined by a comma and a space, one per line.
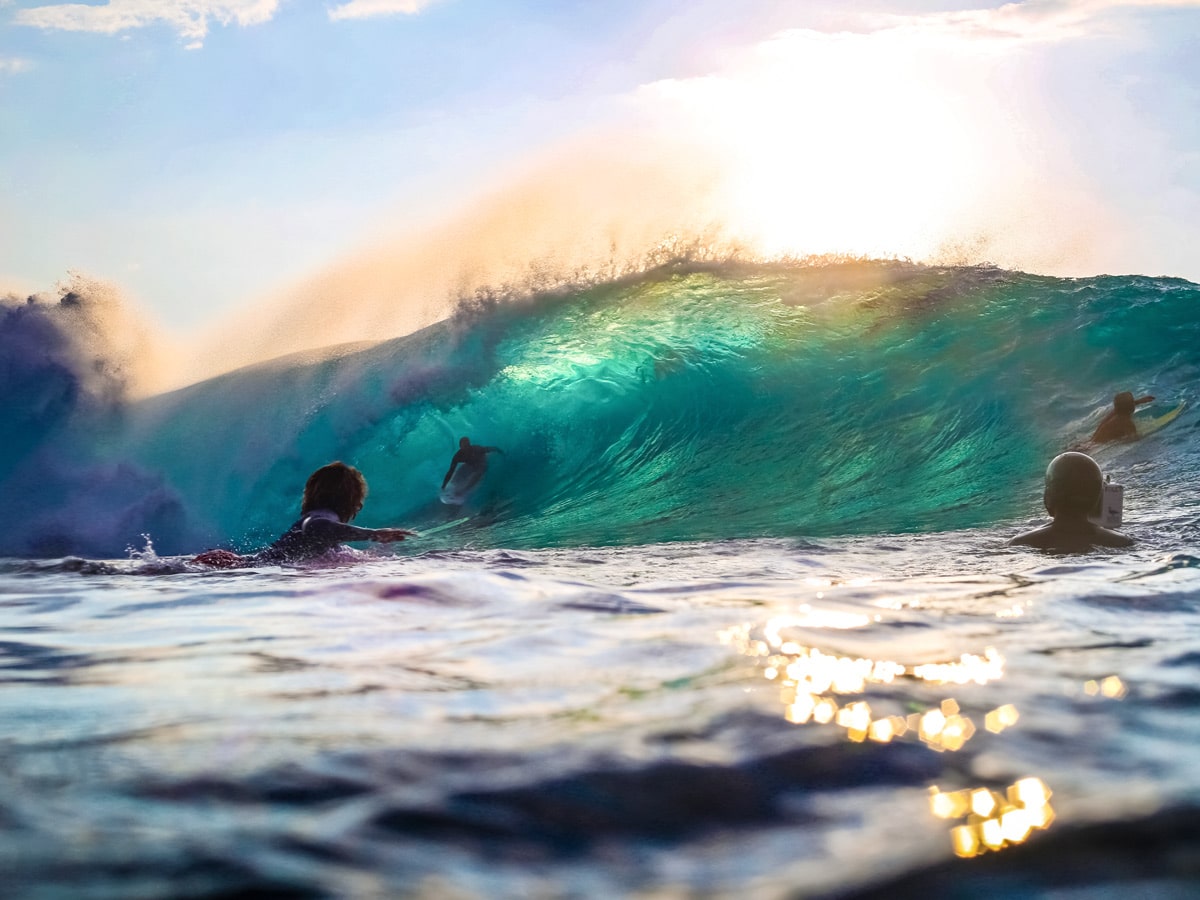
1008, 521, 1133, 551
300, 510, 344, 535
1008, 524, 1055, 548
1090, 524, 1134, 547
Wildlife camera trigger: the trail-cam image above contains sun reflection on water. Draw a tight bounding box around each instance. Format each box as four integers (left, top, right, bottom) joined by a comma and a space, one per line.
720, 619, 1008, 753
931, 777, 1055, 857
1084, 675, 1126, 699
718, 615, 1064, 857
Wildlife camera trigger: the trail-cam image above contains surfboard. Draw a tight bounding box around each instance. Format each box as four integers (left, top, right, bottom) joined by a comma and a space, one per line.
439, 463, 484, 506
1074, 400, 1187, 455
1137, 401, 1186, 438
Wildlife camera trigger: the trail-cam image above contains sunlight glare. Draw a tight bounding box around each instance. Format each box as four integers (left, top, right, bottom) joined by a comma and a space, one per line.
651, 29, 988, 261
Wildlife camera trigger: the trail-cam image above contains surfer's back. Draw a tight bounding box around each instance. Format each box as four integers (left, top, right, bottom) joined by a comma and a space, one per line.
1091, 390, 1153, 443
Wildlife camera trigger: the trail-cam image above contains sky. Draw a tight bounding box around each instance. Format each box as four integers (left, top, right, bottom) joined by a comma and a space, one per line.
1, 0, 1199, 382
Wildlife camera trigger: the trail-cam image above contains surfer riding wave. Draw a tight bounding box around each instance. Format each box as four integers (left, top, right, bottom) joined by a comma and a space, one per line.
441, 437, 503, 500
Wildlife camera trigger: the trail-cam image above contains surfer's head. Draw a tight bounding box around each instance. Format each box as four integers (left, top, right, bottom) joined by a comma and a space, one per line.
459, 436, 471, 449
1113, 391, 1136, 415
1043, 452, 1103, 518
301, 461, 367, 521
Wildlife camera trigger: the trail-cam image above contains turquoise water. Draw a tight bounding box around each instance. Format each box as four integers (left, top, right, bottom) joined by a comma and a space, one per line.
2, 260, 1200, 897
6, 260, 1198, 557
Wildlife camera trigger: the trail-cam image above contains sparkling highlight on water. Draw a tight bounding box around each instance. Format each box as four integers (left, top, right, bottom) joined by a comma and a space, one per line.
931, 778, 1055, 858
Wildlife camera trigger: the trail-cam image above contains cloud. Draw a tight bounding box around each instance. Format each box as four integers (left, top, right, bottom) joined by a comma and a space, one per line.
326, 0, 442, 22
0, 56, 33, 74
870, 0, 1200, 42
13, 0, 281, 47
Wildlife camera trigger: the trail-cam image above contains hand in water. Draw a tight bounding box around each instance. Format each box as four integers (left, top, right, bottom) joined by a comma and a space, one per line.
375, 528, 417, 543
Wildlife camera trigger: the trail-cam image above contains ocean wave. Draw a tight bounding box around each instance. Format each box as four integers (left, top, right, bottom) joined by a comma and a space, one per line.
2, 260, 1197, 557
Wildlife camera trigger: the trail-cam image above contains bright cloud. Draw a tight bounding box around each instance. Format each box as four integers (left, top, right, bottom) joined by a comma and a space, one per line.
326, 0, 442, 21
13, 0, 281, 47
872, 0, 1200, 42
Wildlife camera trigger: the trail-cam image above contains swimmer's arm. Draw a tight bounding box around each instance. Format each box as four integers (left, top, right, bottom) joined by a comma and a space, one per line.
192, 549, 251, 568
367, 528, 417, 543
483, 446, 504, 454
1135, 395, 1155, 405
304, 517, 415, 544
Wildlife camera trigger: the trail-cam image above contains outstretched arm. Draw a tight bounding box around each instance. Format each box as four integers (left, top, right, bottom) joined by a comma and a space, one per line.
1135, 395, 1155, 405
305, 517, 415, 544
370, 528, 417, 543
484, 446, 504, 455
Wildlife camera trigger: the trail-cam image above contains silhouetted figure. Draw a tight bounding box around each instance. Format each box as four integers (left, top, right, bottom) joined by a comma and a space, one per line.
442, 436, 503, 493
193, 461, 414, 568
1009, 452, 1133, 552
1091, 391, 1154, 443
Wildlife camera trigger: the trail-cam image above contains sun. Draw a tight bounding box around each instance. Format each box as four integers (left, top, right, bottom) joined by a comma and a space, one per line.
645, 27, 999, 262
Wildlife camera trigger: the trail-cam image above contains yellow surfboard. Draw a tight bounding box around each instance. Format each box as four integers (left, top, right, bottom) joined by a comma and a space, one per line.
1137, 401, 1186, 438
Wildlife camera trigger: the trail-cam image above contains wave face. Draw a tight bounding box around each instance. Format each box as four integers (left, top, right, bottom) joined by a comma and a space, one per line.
3, 261, 1199, 557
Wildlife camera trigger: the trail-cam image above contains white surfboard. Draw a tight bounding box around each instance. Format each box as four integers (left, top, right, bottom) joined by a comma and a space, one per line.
439, 463, 484, 506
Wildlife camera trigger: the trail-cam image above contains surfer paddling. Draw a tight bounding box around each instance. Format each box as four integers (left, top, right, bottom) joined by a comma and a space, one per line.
1009, 452, 1132, 552
1091, 391, 1154, 443
442, 437, 503, 493
192, 461, 415, 568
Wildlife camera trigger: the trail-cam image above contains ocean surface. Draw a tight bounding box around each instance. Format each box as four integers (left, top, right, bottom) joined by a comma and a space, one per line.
2, 260, 1199, 897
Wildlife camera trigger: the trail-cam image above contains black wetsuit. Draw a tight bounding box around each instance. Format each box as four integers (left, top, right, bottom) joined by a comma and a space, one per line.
443, 444, 499, 489
450, 445, 492, 469
253, 510, 381, 563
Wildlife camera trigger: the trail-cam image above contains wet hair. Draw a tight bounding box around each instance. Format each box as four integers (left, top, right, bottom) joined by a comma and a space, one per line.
459, 436, 470, 448
1113, 391, 1136, 416
1043, 451, 1103, 517
301, 461, 367, 521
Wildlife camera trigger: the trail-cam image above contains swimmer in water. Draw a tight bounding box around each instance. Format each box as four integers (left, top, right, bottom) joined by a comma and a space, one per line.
1091, 391, 1155, 443
442, 437, 503, 493
192, 461, 415, 568
1009, 451, 1133, 552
